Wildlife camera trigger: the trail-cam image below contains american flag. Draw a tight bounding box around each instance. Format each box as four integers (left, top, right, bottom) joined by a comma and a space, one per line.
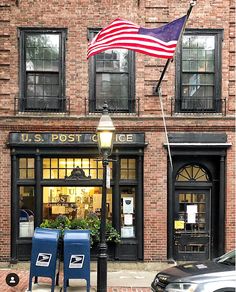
87, 16, 187, 59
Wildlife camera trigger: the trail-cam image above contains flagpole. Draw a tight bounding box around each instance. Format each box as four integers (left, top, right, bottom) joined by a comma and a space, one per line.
155, 0, 197, 94
155, 0, 197, 172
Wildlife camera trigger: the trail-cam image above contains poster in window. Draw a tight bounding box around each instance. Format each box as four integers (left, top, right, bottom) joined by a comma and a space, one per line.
123, 197, 133, 214
124, 214, 133, 225
121, 226, 134, 238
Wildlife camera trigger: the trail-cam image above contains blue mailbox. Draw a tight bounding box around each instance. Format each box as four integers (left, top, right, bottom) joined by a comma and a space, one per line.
28, 227, 61, 292
63, 230, 90, 292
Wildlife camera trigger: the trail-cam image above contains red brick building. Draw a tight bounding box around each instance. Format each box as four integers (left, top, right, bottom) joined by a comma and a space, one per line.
0, 0, 235, 262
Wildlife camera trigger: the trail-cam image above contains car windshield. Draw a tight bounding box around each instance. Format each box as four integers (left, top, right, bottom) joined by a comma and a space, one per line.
216, 250, 235, 266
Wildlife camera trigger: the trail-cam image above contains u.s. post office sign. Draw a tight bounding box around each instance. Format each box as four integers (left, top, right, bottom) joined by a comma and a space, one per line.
9, 132, 145, 147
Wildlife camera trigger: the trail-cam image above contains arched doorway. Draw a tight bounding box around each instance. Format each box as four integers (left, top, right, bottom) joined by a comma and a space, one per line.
173, 164, 212, 261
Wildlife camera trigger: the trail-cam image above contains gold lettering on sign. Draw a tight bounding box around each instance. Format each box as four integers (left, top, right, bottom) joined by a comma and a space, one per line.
115, 134, 134, 143
34, 134, 43, 142
68, 134, 75, 142
75, 134, 82, 142
91, 134, 98, 142
51, 134, 59, 142
50, 134, 82, 143
16, 133, 137, 144
21, 134, 29, 142
126, 134, 134, 142
59, 134, 67, 142
118, 134, 126, 142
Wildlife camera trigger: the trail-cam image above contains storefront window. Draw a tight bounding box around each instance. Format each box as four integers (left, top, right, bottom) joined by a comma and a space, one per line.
43, 186, 112, 221
19, 158, 35, 179
19, 186, 35, 238
121, 187, 135, 238
120, 158, 136, 179
43, 158, 112, 180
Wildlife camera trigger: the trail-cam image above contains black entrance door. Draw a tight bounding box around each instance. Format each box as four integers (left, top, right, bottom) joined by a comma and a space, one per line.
173, 189, 211, 261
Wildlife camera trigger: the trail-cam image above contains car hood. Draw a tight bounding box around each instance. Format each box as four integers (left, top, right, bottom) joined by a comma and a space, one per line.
157, 260, 234, 282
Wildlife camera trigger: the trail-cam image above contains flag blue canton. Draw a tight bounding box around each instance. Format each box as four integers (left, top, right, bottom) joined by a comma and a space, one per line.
138, 15, 187, 43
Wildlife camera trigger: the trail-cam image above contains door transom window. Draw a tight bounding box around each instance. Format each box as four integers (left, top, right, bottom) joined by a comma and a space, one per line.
176, 164, 210, 182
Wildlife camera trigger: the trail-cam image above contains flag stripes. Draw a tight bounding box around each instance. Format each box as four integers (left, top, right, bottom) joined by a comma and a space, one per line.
88, 17, 187, 59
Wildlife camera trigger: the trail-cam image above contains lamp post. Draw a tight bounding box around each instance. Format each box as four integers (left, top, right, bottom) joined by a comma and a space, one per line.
96, 102, 115, 292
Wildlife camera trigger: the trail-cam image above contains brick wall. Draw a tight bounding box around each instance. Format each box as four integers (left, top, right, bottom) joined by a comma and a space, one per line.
0, 0, 235, 261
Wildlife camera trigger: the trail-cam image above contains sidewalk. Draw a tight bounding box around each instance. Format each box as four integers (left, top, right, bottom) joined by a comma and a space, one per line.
0, 261, 172, 291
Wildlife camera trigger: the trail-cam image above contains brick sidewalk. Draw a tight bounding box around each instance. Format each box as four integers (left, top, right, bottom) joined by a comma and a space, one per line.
0, 269, 151, 292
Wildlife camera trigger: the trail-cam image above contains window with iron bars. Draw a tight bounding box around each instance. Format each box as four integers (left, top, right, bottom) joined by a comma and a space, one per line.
175, 29, 223, 113
19, 29, 67, 112
88, 29, 135, 113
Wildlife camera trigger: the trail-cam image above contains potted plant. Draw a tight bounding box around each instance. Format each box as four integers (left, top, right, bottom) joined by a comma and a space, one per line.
40, 213, 120, 259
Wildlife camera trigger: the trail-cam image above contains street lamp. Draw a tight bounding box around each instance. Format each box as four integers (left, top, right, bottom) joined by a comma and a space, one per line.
96, 102, 115, 292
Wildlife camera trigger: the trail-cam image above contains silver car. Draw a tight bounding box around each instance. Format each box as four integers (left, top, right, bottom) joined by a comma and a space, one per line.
151, 250, 236, 292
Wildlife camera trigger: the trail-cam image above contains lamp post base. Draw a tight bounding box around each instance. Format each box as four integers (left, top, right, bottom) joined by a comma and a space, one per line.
97, 242, 108, 291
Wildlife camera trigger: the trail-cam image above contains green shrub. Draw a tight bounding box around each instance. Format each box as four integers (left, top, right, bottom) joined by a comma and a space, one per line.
40, 213, 120, 246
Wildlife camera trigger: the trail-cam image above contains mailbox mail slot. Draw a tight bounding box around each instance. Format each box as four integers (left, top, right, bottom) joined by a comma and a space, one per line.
63, 230, 90, 292
28, 227, 61, 292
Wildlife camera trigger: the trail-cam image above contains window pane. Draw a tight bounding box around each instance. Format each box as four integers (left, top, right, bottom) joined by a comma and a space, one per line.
182, 36, 190, 48
182, 61, 190, 71
19, 169, 27, 179
19, 158, 27, 168
96, 73, 129, 110
42, 187, 113, 222
26, 34, 59, 72
51, 159, 58, 168
206, 61, 214, 71
198, 61, 206, 71
205, 86, 214, 97
82, 159, 90, 169
190, 61, 198, 71
98, 169, 103, 179
66, 159, 74, 168
96, 49, 128, 73
59, 158, 66, 168
28, 169, 35, 178
19, 186, 35, 238
67, 169, 73, 177
121, 170, 128, 179
205, 74, 214, 84
206, 50, 214, 60
43, 158, 50, 168
129, 159, 136, 168
182, 49, 189, 60
59, 169, 66, 179
51, 169, 58, 179
90, 169, 97, 179
121, 159, 128, 168
198, 49, 205, 59
43, 169, 50, 179
129, 170, 136, 179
